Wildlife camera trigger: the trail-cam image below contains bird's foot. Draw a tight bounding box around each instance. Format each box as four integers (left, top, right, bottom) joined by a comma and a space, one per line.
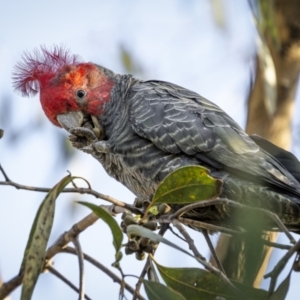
69, 127, 112, 154
69, 127, 98, 153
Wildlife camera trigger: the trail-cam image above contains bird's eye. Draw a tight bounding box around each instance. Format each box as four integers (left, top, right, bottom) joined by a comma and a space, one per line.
76, 89, 86, 98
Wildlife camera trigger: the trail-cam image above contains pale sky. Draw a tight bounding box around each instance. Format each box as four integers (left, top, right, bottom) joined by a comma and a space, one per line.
0, 0, 299, 299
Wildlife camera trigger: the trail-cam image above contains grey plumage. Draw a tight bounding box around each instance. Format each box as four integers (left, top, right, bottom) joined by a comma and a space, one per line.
72, 67, 300, 230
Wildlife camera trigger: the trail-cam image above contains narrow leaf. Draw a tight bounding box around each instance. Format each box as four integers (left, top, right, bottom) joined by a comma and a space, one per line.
127, 225, 195, 260
151, 166, 222, 207
269, 271, 292, 300
143, 280, 186, 300
153, 262, 267, 300
78, 202, 123, 266
21, 175, 78, 300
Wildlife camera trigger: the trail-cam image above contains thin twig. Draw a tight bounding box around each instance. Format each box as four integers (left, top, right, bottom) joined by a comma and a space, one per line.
72, 236, 85, 300
172, 220, 206, 261
147, 259, 160, 283
62, 247, 139, 298
0, 164, 10, 181
202, 229, 226, 275
172, 198, 296, 244
178, 217, 242, 235
168, 225, 187, 242
133, 224, 169, 300
47, 266, 91, 300
133, 257, 151, 300
260, 238, 292, 250
0, 170, 142, 215
172, 220, 243, 298
0, 275, 22, 299
264, 238, 300, 295
46, 212, 99, 259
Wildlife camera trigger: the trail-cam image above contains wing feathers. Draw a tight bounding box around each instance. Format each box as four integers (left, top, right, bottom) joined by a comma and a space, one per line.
129, 80, 300, 192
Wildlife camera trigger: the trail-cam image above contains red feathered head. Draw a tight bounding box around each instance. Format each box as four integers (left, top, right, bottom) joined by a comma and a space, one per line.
13, 46, 114, 126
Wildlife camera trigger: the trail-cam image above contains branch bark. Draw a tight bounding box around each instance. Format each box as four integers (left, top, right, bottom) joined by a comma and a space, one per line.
212, 0, 300, 287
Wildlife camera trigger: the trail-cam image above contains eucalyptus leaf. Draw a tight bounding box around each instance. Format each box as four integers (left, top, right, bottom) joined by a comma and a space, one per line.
78, 202, 123, 266
21, 175, 78, 300
143, 280, 186, 300
127, 225, 195, 260
153, 262, 267, 300
269, 271, 292, 300
151, 166, 222, 208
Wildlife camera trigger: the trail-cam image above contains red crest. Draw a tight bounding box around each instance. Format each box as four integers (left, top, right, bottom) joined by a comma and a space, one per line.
12, 46, 80, 96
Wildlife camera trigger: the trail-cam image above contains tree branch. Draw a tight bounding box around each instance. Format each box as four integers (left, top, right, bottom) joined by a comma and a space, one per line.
62, 247, 138, 298
133, 224, 169, 300
172, 220, 243, 298
72, 236, 85, 300
0, 163, 142, 215
47, 266, 92, 300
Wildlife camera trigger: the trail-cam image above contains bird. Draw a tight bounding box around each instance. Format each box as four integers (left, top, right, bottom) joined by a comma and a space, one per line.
12, 46, 300, 232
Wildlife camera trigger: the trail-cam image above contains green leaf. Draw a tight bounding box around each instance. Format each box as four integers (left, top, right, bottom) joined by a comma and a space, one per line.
269, 271, 292, 300
21, 175, 78, 300
0, 129, 3, 139
78, 202, 123, 266
143, 280, 186, 300
151, 166, 222, 207
153, 262, 267, 300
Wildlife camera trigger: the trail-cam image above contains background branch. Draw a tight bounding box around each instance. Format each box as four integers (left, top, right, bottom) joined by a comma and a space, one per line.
47, 266, 92, 300
72, 236, 85, 300
213, 0, 300, 287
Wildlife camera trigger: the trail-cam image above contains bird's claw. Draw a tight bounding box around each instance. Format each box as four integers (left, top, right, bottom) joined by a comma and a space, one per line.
68, 126, 98, 151
68, 127, 112, 154
69, 127, 98, 142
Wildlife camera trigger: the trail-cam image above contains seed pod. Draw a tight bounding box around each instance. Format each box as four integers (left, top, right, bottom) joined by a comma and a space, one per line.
120, 221, 127, 233
128, 239, 140, 252
121, 211, 132, 220
143, 244, 155, 254
123, 215, 137, 226
135, 251, 146, 261
133, 197, 144, 208
125, 247, 135, 255
140, 237, 150, 248
142, 221, 157, 231
158, 203, 171, 215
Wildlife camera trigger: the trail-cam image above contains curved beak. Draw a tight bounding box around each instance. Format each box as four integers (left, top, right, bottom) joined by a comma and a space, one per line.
57, 111, 84, 131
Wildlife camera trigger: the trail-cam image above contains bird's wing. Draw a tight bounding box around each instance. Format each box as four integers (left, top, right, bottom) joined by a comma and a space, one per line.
129, 80, 299, 193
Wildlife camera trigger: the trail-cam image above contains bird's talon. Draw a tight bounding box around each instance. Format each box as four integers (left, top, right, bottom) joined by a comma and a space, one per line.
68, 135, 78, 142
69, 127, 97, 142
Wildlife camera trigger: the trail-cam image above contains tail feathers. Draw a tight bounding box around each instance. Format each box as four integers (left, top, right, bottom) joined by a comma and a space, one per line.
250, 134, 300, 184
